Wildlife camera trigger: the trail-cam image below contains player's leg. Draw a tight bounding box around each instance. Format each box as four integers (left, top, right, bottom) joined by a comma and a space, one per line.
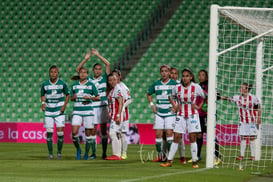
72, 115, 82, 160
178, 135, 186, 164
106, 120, 121, 160
55, 115, 65, 159
121, 120, 129, 159
196, 115, 206, 161
237, 122, 247, 160
83, 116, 94, 160
44, 117, 54, 159
100, 106, 109, 159
89, 124, 97, 159
153, 115, 164, 162
249, 123, 258, 160
165, 116, 175, 152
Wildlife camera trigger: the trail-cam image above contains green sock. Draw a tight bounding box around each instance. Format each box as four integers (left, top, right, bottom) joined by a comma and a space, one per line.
85, 137, 92, 155
72, 136, 80, 150
91, 137, 96, 155
156, 141, 162, 156
47, 132, 53, 155
57, 135, 64, 155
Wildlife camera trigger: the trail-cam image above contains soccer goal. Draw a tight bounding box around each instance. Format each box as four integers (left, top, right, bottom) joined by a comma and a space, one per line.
207, 5, 273, 170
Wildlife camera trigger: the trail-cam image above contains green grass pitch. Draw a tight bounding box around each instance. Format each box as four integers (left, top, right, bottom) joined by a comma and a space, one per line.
0, 143, 272, 182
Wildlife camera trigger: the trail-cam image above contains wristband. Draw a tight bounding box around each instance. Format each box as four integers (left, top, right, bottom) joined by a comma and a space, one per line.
42, 101, 45, 104
149, 102, 154, 107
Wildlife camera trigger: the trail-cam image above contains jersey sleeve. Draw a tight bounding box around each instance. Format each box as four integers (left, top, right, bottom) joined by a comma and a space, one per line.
40, 83, 45, 96
70, 85, 75, 96
229, 95, 239, 103
92, 83, 99, 97
147, 82, 156, 95
63, 82, 69, 95
196, 84, 206, 98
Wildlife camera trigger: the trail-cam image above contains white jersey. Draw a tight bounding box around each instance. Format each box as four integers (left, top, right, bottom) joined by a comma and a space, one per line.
108, 85, 123, 121
172, 82, 205, 118
229, 94, 260, 123
118, 82, 131, 121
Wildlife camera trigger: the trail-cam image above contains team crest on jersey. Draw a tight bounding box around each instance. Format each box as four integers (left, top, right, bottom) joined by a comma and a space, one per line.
78, 89, 84, 96
51, 90, 57, 96
162, 90, 168, 95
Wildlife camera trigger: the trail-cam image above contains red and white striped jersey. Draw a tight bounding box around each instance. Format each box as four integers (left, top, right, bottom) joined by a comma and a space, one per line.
229, 94, 260, 123
107, 85, 123, 121
172, 82, 205, 118
118, 82, 131, 121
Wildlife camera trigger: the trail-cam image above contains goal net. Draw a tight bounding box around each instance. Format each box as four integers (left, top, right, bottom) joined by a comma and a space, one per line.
207, 5, 273, 171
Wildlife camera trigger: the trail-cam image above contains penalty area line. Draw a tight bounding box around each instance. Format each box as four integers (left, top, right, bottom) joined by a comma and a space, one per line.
120, 168, 210, 182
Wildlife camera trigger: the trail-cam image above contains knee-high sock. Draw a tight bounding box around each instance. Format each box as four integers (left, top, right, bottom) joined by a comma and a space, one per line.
167, 142, 178, 161
121, 133, 128, 155
240, 140, 247, 157
250, 140, 255, 157
196, 137, 203, 157
47, 132, 53, 155
57, 131, 64, 155
101, 135, 108, 155
155, 138, 163, 156
72, 135, 81, 151
90, 135, 97, 155
190, 142, 198, 162
110, 132, 121, 157
178, 136, 185, 157
85, 136, 92, 155
215, 139, 219, 158
166, 136, 173, 152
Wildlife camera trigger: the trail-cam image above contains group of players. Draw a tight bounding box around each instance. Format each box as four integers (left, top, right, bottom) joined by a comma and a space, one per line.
40, 50, 262, 166
41, 48, 131, 160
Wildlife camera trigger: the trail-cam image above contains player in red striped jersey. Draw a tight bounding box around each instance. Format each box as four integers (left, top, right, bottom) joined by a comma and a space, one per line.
105, 73, 124, 160
222, 83, 261, 160
161, 68, 206, 168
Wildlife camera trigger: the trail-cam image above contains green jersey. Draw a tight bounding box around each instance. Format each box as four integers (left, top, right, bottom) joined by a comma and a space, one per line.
40, 78, 69, 117
70, 80, 99, 116
87, 73, 107, 108
147, 79, 177, 117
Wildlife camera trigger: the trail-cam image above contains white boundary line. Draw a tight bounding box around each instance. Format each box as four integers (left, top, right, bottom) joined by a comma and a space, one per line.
120, 168, 210, 182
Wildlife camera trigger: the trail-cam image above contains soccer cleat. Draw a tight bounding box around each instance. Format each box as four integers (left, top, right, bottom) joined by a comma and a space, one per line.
105, 155, 122, 160
236, 156, 244, 160
250, 156, 255, 161
187, 157, 199, 163
160, 162, 172, 167
198, 156, 202, 161
83, 154, 89, 160
89, 154, 97, 160
214, 158, 221, 165
192, 161, 199, 168
121, 154, 127, 160
153, 155, 163, 162
180, 157, 186, 164
48, 155, 53, 160
75, 149, 82, 160
56, 154, 62, 160
102, 153, 107, 160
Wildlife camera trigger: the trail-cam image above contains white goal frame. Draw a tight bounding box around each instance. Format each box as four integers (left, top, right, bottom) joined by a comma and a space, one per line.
207, 5, 273, 168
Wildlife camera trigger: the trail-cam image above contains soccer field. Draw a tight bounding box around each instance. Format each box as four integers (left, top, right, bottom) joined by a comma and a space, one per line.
0, 143, 272, 182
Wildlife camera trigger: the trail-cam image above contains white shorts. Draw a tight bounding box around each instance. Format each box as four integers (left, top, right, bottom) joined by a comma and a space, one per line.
109, 120, 122, 133
44, 115, 65, 128
72, 115, 94, 129
173, 116, 186, 134
186, 114, 201, 133
238, 122, 258, 136
121, 120, 129, 133
153, 115, 175, 130
93, 106, 110, 124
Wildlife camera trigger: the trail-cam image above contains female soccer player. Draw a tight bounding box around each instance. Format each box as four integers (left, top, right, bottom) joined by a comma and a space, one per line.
161, 68, 206, 168
146, 65, 177, 162
105, 73, 124, 160
112, 69, 132, 160
41, 65, 70, 160
76, 48, 111, 159
222, 83, 261, 161
170, 67, 186, 164
70, 67, 100, 160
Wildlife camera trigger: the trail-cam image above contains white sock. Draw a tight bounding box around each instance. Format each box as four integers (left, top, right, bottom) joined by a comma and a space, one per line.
178, 136, 185, 157
110, 132, 121, 157
167, 142, 178, 161
250, 140, 255, 157
190, 142, 198, 162
240, 140, 247, 157
121, 133, 128, 155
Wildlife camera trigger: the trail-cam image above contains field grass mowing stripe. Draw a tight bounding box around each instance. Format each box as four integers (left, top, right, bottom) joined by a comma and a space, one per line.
120, 168, 210, 182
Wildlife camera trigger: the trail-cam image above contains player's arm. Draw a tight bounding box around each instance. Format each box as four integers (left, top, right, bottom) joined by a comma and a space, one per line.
41, 96, 46, 111
124, 98, 132, 108
116, 97, 124, 124
91, 48, 111, 75
83, 94, 100, 101
75, 51, 92, 73
60, 94, 70, 114
147, 93, 157, 114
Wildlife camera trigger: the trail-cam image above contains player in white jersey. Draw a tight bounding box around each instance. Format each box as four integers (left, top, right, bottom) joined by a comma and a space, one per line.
221, 83, 261, 161
70, 67, 100, 160
170, 67, 186, 164
161, 68, 206, 168
105, 73, 124, 160
41, 65, 70, 160
75, 48, 110, 159
147, 65, 177, 162
112, 69, 132, 160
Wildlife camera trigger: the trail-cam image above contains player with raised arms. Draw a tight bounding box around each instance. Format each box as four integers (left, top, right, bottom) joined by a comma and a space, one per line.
40, 65, 70, 160
146, 65, 177, 162
161, 68, 206, 168
70, 67, 100, 160
75, 48, 111, 159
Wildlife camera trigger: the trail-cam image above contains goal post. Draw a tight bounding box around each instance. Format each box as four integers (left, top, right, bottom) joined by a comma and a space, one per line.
207, 5, 273, 170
